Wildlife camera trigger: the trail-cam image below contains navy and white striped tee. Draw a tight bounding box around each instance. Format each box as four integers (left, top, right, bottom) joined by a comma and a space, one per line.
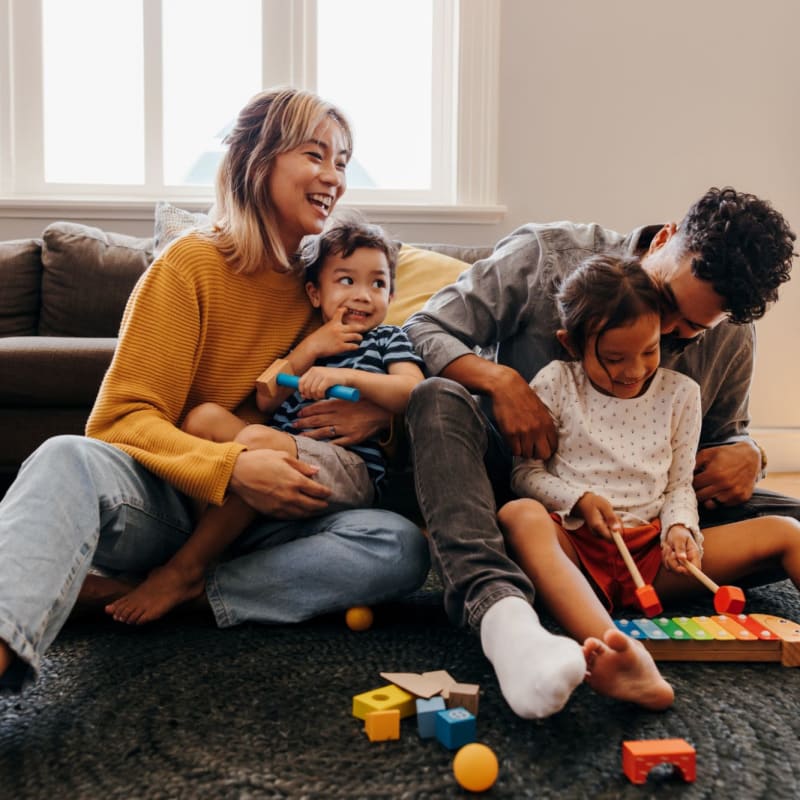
270, 324, 423, 492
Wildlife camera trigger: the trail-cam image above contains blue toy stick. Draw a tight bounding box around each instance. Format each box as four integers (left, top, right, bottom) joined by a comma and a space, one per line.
276, 372, 360, 402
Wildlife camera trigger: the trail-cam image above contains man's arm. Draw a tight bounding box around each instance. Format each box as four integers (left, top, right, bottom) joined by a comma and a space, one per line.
441, 354, 556, 459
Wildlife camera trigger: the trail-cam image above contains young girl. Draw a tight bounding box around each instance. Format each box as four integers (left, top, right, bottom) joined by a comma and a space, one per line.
498, 253, 800, 711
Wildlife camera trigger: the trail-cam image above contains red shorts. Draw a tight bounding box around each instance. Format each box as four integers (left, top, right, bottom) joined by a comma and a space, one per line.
552, 515, 662, 614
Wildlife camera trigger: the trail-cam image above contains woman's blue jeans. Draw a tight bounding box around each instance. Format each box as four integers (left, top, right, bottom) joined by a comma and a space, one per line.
0, 436, 429, 681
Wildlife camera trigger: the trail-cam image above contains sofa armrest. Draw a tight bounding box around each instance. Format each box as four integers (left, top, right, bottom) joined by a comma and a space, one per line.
0, 336, 117, 406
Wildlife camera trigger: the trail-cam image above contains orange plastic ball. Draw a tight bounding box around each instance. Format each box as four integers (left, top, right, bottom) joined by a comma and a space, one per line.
453, 742, 499, 792
345, 606, 374, 631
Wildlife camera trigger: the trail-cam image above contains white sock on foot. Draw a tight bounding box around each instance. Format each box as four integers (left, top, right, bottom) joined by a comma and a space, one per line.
480, 596, 586, 719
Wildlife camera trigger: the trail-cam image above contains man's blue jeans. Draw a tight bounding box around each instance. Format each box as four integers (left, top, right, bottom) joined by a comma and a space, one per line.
0, 436, 429, 682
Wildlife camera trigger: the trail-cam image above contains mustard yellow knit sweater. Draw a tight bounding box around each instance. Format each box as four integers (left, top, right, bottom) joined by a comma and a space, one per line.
87, 232, 317, 505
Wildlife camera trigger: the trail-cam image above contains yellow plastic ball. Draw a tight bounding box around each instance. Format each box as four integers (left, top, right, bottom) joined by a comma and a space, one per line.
453, 742, 499, 792
345, 606, 374, 631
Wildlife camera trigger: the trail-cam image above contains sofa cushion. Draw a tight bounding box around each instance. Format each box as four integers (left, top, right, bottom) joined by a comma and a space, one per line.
39, 223, 154, 337
0, 239, 43, 337
384, 245, 475, 327
154, 201, 212, 257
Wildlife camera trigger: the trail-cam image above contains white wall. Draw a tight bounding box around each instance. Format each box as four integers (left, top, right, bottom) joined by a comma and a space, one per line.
3, 0, 799, 464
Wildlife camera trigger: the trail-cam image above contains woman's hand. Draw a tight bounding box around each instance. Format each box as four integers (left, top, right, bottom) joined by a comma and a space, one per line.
661, 524, 701, 573
294, 398, 391, 446
229, 448, 331, 519
574, 492, 621, 540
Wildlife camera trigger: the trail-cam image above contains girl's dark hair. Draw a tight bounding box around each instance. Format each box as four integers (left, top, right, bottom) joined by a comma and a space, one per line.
557, 254, 661, 357
302, 212, 398, 293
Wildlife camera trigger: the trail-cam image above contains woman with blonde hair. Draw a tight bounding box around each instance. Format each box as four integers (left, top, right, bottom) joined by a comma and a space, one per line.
0, 87, 429, 692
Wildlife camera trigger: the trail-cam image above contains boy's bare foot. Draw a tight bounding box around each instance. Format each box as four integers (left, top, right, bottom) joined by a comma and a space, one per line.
71, 574, 138, 619
583, 628, 674, 711
105, 564, 206, 625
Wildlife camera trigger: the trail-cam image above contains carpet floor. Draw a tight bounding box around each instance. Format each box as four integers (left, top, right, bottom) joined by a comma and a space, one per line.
1, 576, 800, 799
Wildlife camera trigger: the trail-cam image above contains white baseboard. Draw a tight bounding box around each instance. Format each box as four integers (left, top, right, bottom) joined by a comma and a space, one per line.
751, 428, 800, 472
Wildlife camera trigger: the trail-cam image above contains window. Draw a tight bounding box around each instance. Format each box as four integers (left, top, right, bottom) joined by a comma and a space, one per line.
0, 0, 500, 214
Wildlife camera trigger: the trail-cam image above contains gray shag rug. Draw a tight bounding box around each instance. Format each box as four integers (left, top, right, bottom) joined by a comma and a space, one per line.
2, 574, 800, 799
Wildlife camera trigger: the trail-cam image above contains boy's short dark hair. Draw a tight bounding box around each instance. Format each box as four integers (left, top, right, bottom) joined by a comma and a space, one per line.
677, 186, 796, 324
302, 214, 399, 293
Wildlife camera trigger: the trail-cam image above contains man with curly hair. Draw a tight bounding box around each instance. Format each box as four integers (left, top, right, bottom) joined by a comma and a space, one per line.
404, 186, 797, 721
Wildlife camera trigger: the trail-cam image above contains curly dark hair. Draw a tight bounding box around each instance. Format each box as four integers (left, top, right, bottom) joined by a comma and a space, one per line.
676, 187, 796, 324
302, 211, 398, 293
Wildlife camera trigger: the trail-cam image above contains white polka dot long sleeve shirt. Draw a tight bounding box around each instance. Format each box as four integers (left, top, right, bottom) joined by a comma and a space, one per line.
511, 360, 702, 546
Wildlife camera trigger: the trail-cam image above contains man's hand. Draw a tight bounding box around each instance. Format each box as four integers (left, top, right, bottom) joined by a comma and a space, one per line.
490, 369, 557, 459
229, 448, 331, 518
693, 441, 761, 509
661, 524, 701, 573
574, 492, 621, 540
294, 398, 391, 447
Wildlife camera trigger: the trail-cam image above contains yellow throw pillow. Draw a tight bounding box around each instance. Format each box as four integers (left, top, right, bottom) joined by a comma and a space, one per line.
385, 245, 470, 327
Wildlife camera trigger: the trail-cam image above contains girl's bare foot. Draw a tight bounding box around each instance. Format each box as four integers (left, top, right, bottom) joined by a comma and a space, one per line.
583, 628, 674, 711
105, 564, 206, 625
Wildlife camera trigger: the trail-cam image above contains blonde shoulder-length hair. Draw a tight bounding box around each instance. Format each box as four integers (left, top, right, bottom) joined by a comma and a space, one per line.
209, 87, 352, 275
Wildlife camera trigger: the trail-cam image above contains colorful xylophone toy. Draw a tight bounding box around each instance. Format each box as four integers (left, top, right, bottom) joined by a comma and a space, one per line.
615, 613, 800, 667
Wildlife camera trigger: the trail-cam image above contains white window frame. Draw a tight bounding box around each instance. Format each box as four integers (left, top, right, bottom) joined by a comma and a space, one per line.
0, 0, 503, 224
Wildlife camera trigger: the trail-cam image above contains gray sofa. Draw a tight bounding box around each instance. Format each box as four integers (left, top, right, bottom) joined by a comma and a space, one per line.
0, 214, 489, 505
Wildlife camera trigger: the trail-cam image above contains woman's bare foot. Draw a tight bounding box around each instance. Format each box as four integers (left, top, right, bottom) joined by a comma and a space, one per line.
583, 628, 674, 711
0, 640, 13, 677
105, 563, 206, 625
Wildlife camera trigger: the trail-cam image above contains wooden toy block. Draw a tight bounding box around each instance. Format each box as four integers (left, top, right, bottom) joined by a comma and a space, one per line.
422, 670, 458, 699
446, 683, 480, 716
255, 358, 291, 398
379, 671, 449, 699
615, 614, 799, 665
435, 707, 476, 750
681, 559, 745, 614
622, 738, 696, 784
416, 696, 446, 738
611, 529, 662, 617
364, 709, 400, 742
352, 684, 416, 720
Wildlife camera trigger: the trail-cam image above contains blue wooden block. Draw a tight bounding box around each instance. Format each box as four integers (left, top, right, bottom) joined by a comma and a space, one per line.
416, 696, 446, 738
435, 707, 476, 750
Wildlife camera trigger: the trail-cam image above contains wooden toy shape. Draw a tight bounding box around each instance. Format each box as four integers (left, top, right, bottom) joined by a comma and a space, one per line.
435, 707, 476, 750
255, 358, 290, 398
680, 559, 745, 614
453, 743, 499, 792
352, 684, 416, 720
446, 683, 480, 716
379, 671, 453, 699
364, 709, 400, 742
622, 739, 696, 784
416, 696, 446, 738
611, 529, 662, 617
614, 613, 800, 666
276, 372, 360, 402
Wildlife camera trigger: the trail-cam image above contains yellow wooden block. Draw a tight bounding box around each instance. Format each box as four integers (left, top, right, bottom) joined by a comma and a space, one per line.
352, 684, 416, 720
364, 709, 400, 742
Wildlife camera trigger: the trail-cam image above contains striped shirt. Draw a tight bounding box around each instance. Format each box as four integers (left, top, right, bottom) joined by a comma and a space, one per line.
271, 324, 423, 491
